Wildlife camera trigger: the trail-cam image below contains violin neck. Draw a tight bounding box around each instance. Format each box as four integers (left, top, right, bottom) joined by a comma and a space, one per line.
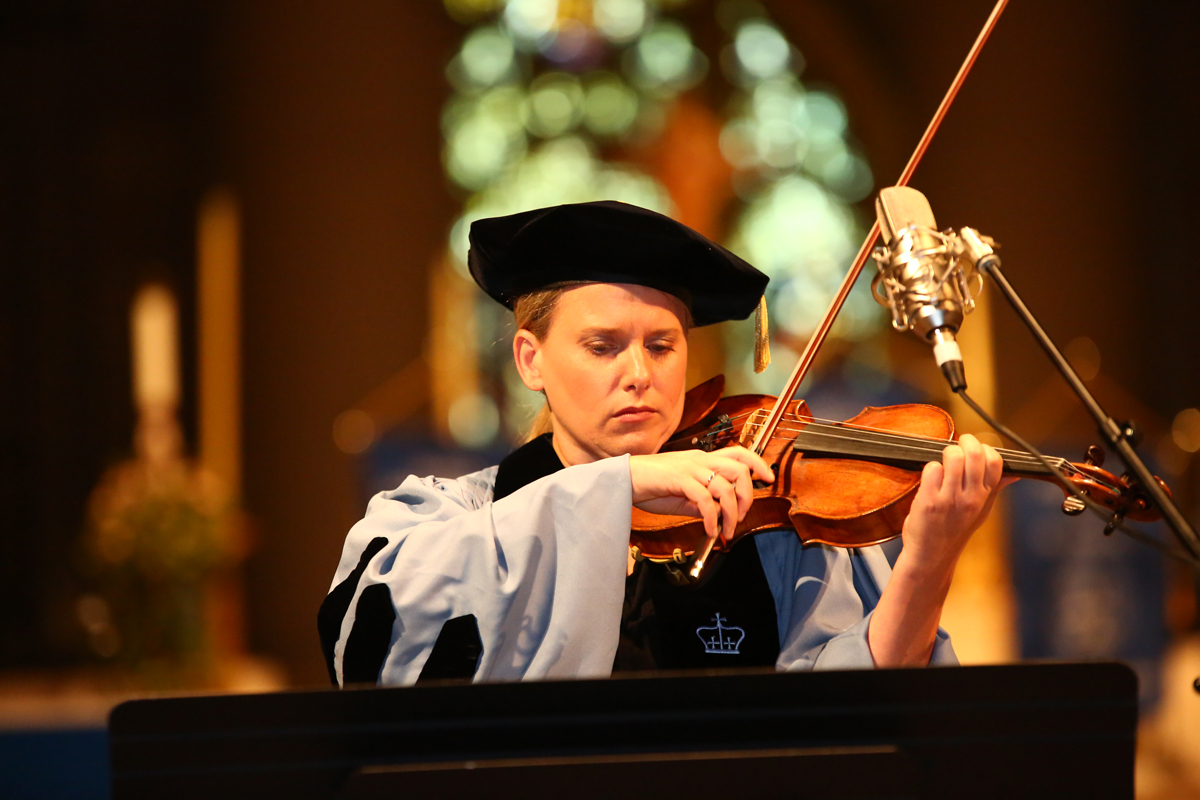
791, 427, 1063, 478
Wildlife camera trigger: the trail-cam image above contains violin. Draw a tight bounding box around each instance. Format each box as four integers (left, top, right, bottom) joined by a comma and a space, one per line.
629, 375, 1169, 574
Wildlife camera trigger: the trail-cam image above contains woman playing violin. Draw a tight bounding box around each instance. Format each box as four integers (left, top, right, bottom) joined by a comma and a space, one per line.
318, 201, 1007, 687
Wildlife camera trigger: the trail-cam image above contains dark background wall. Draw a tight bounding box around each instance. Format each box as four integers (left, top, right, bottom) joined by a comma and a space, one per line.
220, 0, 459, 688
0, 0, 215, 665
1, 0, 1196, 685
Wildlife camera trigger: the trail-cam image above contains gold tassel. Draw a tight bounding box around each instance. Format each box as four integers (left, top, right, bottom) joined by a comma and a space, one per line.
754, 295, 771, 373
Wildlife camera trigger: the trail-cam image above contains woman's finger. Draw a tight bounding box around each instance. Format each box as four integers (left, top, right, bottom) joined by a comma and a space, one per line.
709, 458, 754, 518
983, 444, 1004, 491
717, 445, 774, 483
709, 475, 738, 542
681, 476, 720, 539
915, 460, 944, 506
959, 434, 984, 492
940, 443, 964, 498
731, 460, 754, 517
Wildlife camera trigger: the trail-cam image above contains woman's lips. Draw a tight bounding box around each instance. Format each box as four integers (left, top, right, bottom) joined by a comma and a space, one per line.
614, 406, 656, 423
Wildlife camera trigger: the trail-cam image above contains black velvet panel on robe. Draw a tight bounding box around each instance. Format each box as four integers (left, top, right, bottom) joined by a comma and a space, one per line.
317, 536, 389, 686
417, 615, 484, 683
493, 434, 781, 673
319, 536, 487, 687
341, 583, 397, 685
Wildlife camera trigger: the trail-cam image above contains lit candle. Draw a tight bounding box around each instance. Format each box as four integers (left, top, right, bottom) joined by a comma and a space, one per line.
131, 284, 180, 410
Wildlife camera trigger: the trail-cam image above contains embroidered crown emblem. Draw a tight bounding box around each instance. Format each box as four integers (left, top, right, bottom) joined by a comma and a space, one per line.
696, 613, 745, 655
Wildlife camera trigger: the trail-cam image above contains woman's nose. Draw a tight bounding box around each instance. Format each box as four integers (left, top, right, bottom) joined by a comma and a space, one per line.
622, 345, 652, 391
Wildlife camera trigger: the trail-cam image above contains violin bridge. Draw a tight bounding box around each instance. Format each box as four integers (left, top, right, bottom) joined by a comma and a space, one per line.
739, 409, 768, 449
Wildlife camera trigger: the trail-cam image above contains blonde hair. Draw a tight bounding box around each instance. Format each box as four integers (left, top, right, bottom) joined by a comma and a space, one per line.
513, 283, 693, 443
514, 287, 568, 443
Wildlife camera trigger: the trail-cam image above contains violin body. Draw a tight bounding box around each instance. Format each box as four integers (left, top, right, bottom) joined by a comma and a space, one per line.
630, 376, 1167, 565
631, 388, 952, 561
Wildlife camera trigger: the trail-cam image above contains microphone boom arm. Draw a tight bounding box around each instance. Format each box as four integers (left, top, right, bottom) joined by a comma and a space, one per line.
960, 231, 1200, 561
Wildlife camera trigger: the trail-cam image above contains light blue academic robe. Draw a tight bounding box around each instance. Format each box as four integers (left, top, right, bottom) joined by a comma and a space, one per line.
325, 455, 957, 687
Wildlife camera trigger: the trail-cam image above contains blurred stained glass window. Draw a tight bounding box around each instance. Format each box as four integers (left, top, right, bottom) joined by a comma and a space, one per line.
437, 0, 880, 449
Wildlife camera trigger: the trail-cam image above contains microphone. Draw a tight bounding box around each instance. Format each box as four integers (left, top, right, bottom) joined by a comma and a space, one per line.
872, 186, 976, 392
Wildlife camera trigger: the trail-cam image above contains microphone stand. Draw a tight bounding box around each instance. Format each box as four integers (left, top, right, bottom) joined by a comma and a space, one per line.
970, 249, 1200, 562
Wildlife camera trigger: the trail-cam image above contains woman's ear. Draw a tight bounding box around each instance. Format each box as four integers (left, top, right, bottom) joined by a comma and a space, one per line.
513, 329, 544, 392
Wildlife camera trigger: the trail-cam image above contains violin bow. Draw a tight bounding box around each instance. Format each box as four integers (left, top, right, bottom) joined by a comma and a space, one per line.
749, 0, 1010, 457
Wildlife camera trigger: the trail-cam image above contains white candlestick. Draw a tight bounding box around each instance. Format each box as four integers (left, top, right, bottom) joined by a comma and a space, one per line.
131, 284, 180, 410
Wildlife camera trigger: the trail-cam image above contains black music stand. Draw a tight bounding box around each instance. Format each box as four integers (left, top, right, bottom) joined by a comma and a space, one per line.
108, 662, 1137, 800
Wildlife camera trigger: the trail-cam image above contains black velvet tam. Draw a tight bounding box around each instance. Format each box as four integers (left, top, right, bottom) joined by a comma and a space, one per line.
467, 201, 769, 327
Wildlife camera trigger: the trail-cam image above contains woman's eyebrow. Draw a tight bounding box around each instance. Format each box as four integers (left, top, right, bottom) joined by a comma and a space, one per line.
576, 327, 620, 339
576, 326, 681, 339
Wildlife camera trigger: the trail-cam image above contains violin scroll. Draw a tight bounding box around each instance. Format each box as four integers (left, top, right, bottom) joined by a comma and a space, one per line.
1054, 446, 1170, 525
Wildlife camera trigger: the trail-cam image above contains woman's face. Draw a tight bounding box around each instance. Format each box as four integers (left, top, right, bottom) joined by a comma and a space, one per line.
514, 283, 689, 465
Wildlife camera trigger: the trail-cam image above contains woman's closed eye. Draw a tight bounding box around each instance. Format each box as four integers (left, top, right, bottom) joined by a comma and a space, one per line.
647, 338, 677, 356
583, 338, 618, 356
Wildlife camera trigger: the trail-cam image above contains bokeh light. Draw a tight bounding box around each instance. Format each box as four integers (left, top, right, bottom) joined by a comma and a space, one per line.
449, 392, 502, 448
734, 20, 791, 80
630, 21, 706, 91
805, 91, 849, 136
1172, 408, 1200, 453
333, 409, 377, 455
1064, 335, 1102, 382
449, 135, 672, 267
725, 173, 875, 341
444, 0, 505, 23
443, 86, 528, 189
593, 0, 648, 42
503, 0, 559, 47
453, 25, 518, 88
582, 72, 639, 136
523, 72, 585, 137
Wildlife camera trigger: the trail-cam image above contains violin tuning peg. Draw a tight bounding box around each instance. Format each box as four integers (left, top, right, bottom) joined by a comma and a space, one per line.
1084, 445, 1105, 467
1061, 496, 1086, 516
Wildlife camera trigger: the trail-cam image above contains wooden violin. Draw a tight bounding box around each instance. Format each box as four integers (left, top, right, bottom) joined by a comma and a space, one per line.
629, 376, 1169, 572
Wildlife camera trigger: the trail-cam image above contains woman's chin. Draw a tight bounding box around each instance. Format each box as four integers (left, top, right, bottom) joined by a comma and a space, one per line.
598, 426, 670, 457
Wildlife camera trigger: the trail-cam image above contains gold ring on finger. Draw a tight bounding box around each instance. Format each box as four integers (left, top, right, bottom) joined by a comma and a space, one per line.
705, 470, 717, 487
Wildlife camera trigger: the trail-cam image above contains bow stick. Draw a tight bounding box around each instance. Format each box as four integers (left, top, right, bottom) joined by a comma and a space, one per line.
748, 0, 1010, 457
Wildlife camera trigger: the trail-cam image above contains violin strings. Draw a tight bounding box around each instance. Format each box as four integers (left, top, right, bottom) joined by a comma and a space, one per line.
771, 422, 1069, 466
701, 406, 1028, 451
698, 410, 1065, 466
699, 408, 957, 450
695, 415, 1103, 484
774, 419, 1050, 458
766, 425, 1076, 473
771, 429, 1090, 480
690, 404, 1117, 490
767, 425, 1112, 489
705, 408, 1065, 459
710, 422, 1078, 474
